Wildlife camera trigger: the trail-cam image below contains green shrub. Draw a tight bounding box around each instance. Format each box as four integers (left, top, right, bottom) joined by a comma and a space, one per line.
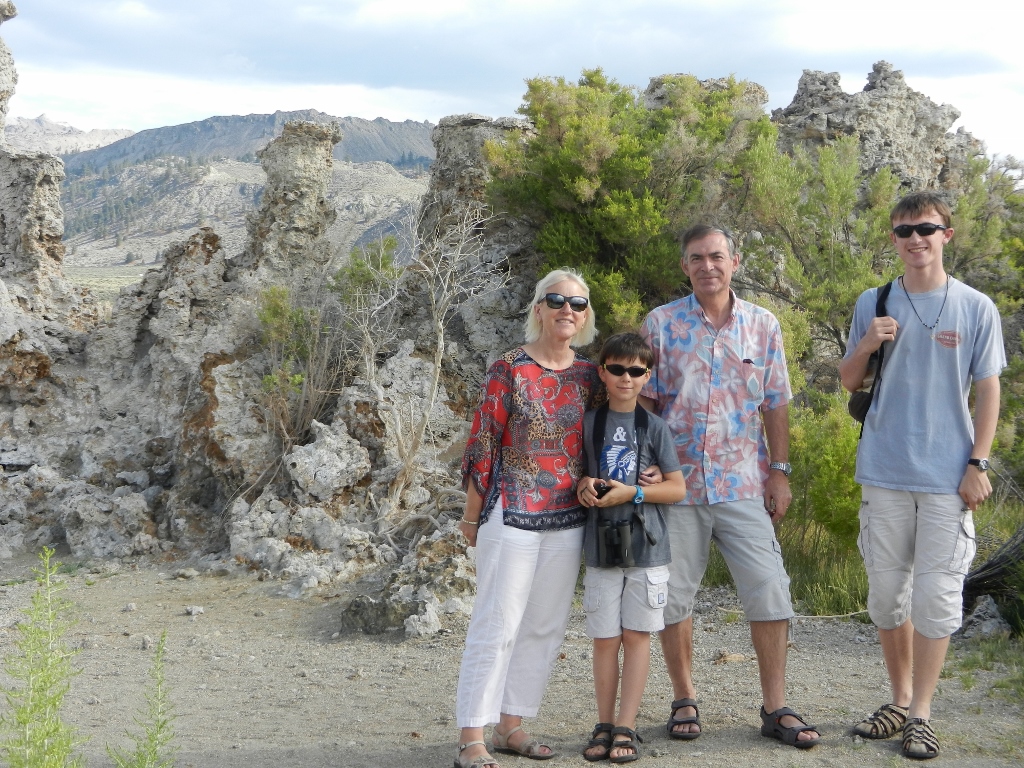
0, 547, 84, 768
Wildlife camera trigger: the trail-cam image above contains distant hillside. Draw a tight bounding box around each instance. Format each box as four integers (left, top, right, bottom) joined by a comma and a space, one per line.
63, 110, 435, 175
63, 157, 428, 270
5, 114, 134, 155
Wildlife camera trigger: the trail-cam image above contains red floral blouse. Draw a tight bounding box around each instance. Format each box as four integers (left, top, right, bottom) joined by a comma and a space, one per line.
461, 348, 603, 531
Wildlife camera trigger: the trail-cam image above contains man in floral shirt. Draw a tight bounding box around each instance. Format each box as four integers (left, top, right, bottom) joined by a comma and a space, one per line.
640, 224, 820, 749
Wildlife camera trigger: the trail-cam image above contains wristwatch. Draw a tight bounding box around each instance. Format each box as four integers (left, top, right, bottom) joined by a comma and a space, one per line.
769, 462, 792, 476
633, 486, 645, 505
967, 458, 990, 472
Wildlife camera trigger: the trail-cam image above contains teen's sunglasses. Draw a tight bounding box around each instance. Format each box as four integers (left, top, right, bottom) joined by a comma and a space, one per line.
892, 223, 948, 238
602, 364, 650, 377
542, 293, 589, 312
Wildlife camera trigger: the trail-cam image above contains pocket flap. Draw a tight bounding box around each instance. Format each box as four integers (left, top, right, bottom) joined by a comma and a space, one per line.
647, 568, 670, 585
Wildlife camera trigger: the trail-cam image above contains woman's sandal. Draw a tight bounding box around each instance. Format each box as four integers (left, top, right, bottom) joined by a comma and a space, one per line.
666, 697, 701, 740
455, 741, 499, 768
759, 706, 821, 749
583, 722, 614, 762
609, 726, 642, 764
491, 725, 559, 760
902, 718, 940, 759
853, 703, 909, 739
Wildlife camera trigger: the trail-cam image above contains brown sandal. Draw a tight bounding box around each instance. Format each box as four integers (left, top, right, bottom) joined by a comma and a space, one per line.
902, 718, 940, 759
492, 725, 558, 760
853, 703, 908, 739
455, 741, 499, 768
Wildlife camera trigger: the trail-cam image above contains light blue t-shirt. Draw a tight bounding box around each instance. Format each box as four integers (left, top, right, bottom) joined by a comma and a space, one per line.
844, 277, 1006, 494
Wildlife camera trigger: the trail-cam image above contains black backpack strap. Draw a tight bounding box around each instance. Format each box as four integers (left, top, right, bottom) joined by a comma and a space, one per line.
592, 404, 609, 480
858, 280, 894, 438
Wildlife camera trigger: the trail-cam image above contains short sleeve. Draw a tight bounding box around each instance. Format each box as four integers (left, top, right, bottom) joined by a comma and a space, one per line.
640, 312, 663, 402
970, 296, 1007, 381
760, 316, 792, 411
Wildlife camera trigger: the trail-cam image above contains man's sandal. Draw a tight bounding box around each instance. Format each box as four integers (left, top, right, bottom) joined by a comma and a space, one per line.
853, 703, 908, 739
666, 697, 701, 740
583, 722, 614, 762
491, 725, 559, 760
455, 741, 499, 768
902, 718, 940, 759
609, 726, 642, 764
759, 706, 821, 749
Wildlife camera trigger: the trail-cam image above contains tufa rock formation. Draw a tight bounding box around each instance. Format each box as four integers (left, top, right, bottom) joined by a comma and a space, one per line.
772, 61, 981, 190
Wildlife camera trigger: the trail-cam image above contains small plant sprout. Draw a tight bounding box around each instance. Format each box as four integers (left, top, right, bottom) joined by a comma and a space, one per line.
108, 630, 178, 768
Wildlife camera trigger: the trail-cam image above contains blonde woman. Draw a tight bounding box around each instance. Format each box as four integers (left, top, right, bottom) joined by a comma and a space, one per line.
454, 269, 601, 768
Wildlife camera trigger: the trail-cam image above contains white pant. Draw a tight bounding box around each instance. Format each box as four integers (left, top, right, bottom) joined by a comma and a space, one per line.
455, 502, 584, 727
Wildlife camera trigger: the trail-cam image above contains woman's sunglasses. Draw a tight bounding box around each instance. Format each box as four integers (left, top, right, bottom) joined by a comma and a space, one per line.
602, 364, 649, 377
892, 223, 948, 238
542, 293, 589, 312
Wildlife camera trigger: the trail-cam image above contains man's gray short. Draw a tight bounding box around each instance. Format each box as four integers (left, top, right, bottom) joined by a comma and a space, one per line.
663, 498, 794, 624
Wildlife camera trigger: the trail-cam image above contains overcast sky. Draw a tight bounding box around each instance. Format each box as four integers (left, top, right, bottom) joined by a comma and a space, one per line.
3, 0, 1023, 159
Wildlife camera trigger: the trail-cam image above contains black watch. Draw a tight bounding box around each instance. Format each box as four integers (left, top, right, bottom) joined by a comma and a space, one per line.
967, 458, 990, 472
769, 462, 792, 477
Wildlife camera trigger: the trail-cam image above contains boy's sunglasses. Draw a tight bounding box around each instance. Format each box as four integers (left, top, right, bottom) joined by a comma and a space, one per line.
892, 223, 948, 238
602, 364, 649, 377
542, 293, 589, 312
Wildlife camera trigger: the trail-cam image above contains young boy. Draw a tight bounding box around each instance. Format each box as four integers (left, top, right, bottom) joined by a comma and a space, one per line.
576, 333, 686, 763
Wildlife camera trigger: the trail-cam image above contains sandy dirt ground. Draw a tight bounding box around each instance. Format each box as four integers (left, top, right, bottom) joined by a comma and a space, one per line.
0, 551, 1019, 768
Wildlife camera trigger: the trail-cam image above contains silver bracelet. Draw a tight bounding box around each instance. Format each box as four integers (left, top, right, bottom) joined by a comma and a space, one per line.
460, 518, 479, 526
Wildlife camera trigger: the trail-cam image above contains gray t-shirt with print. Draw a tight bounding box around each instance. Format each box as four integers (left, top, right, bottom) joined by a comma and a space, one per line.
845, 277, 1006, 494
582, 407, 681, 568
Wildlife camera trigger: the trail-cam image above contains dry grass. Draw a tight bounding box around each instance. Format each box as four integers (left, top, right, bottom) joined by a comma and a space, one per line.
64, 265, 157, 303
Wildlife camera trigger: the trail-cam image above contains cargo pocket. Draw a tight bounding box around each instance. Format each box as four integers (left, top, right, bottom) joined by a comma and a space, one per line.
646, 566, 670, 609
582, 569, 602, 613
857, 501, 873, 569
948, 510, 977, 575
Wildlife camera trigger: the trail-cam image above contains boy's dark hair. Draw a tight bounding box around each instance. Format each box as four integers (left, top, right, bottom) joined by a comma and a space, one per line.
599, 332, 654, 368
890, 191, 953, 227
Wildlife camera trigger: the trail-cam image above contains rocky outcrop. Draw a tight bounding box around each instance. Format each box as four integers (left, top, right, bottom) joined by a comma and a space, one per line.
772, 61, 981, 190
238, 121, 341, 279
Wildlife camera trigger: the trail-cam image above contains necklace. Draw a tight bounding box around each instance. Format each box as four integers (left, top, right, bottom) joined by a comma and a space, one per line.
900, 275, 950, 340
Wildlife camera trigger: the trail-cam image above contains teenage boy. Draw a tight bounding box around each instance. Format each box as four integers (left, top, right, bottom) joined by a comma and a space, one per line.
839, 191, 1005, 759
576, 333, 687, 763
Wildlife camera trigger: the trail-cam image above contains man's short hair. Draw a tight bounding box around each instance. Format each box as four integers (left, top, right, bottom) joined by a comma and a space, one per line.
599, 332, 654, 369
890, 191, 953, 228
680, 224, 738, 258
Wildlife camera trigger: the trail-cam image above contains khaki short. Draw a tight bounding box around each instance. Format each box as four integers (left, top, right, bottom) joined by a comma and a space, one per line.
582, 565, 670, 638
663, 498, 794, 624
858, 485, 976, 639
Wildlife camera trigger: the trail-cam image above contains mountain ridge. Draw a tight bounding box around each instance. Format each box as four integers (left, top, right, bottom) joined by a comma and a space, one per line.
62, 109, 435, 174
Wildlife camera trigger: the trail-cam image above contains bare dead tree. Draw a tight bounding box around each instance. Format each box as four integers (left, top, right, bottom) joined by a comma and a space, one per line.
377, 202, 510, 512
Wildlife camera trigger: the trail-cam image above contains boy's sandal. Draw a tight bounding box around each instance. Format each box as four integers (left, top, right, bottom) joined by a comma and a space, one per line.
583, 722, 615, 762
666, 697, 701, 740
759, 706, 821, 749
609, 726, 642, 764
455, 741, 499, 768
492, 725, 559, 760
902, 718, 940, 759
853, 703, 908, 739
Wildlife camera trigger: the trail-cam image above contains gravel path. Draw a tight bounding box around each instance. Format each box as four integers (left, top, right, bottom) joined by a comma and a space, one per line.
0, 554, 1019, 768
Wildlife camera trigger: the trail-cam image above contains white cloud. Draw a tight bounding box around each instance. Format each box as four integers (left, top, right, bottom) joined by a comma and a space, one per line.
105, 1, 163, 23
6, 64, 476, 131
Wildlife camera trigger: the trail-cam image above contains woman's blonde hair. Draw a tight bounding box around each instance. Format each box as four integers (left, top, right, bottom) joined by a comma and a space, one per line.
523, 267, 597, 347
